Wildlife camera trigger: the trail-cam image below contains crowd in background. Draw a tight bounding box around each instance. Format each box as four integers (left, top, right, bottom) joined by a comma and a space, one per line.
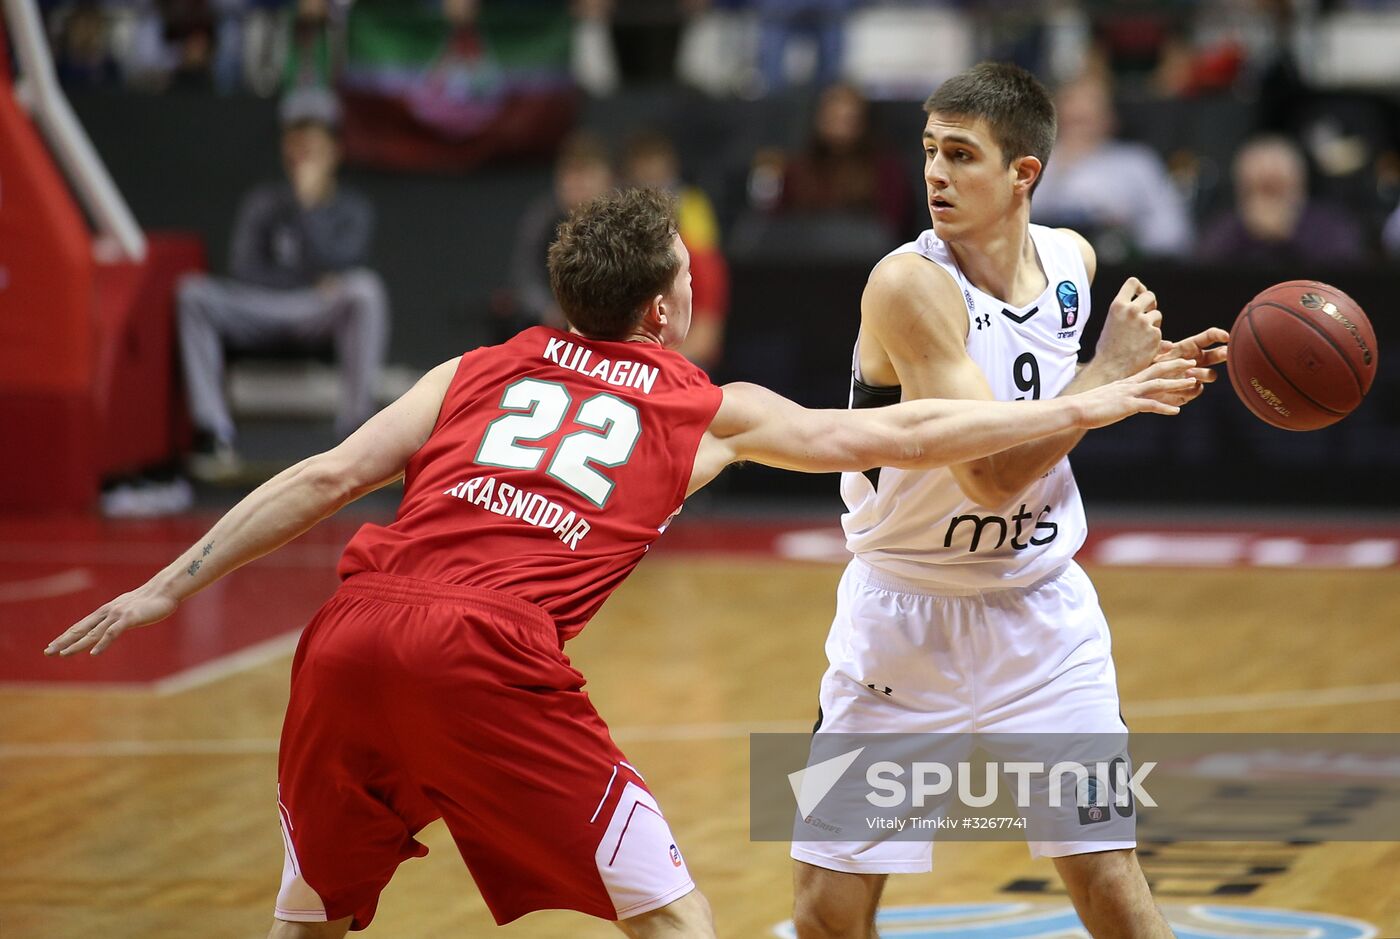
35, 0, 1400, 95
25, 0, 1400, 293
494, 129, 731, 369
17, 0, 1400, 513
33, 0, 1400, 270
33, 0, 1400, 399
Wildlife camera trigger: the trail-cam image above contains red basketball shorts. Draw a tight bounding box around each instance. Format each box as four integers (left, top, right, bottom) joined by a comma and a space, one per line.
274, 572, 693, 929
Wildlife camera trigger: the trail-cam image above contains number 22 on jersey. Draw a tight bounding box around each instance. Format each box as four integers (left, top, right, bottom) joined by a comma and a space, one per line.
475, 378, 641, 508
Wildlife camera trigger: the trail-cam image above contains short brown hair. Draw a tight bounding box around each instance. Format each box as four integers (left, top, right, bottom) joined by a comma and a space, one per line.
548, 188, 680, 339
924, 62, 1057, 189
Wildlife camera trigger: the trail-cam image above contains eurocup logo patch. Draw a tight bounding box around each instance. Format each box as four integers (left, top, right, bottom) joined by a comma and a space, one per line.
1079, 776, 1105, 824
1056, 280, 1079, 329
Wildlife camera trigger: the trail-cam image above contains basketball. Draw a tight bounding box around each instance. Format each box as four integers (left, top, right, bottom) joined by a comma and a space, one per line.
1226, 280, 1379, 431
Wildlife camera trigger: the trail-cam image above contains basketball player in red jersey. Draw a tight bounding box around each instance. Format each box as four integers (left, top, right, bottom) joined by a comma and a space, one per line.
47, 189, 1200, 938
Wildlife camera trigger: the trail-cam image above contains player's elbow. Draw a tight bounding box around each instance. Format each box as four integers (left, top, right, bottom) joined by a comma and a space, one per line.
296, 453, 363, 509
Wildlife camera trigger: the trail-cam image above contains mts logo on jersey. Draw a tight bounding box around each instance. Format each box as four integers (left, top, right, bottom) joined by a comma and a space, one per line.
944, 504, 1058, 552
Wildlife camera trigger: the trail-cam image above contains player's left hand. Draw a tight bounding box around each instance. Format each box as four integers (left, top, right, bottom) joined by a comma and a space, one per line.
1075, 357, 1200, 428
1154, 327, 1229, 404
45, 588, 177, 657
1095, 277, 1164, 378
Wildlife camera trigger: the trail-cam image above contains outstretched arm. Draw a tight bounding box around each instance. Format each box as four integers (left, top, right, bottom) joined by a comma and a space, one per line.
46, 357, 461, 656
687, 359, 1197, 495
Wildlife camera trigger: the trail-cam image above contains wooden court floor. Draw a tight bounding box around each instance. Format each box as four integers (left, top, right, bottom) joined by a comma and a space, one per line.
2, 551, 1398, 938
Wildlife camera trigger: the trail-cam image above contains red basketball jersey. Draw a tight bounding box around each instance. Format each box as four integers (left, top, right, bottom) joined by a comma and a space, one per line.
338, 327, 723, 641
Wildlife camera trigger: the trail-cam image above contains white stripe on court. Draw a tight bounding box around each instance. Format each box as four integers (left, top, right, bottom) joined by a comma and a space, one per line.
611, 721, 815, 743
0, 630, 304, 697
1123, 681, 1400, 718
0, 542, 341, 568
0, 738, 280, 758
0, 568, 94, 603
150, 631, 303, 696
2, 681, 1398, 761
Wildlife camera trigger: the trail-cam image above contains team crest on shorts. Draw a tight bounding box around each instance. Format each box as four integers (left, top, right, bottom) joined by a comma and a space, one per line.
1056, 280, 1079, 329
1078, 777, 1107, 825
669, 844, 682, 867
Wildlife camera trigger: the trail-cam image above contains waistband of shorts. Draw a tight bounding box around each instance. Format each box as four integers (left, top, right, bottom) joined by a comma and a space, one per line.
339, 572, 555, 637
850, 557, 1071, 598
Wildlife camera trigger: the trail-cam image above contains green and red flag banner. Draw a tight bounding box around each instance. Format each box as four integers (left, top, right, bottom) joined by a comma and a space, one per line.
338, 0, 577, 172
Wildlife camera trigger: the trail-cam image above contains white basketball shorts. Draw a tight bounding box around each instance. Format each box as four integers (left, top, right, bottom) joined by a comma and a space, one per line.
790, 557, 1134, 875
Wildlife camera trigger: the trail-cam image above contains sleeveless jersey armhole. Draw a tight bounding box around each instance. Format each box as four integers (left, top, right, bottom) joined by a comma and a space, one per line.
402, 350, 485, 491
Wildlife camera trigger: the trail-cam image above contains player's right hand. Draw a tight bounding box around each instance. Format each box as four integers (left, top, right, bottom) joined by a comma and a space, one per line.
44, 588, 177, 657
1075, 357, 1199, 429
1093, 277, 1164, 379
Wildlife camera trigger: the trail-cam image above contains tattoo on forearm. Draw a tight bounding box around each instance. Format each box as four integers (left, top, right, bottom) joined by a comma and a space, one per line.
187, 543, 213, 576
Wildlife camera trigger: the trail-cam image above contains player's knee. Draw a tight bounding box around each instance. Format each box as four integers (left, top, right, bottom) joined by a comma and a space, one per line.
1056, 850, 1160, 935
266, 916, 352, 939
616, 888, 714, 939
792, 863, 884, 939
338, 269, 388, 314
792, 893, 867, 939
1059, 848, 1138, 894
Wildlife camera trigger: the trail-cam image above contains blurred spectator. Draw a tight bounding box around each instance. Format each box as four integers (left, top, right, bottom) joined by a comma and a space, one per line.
1088, 3, 1184, 93
284, 0, 336, 88
53, 1, 118, 86
209, 0, 247, 94
623, 131, 729, 370
572, 0, 705, 87
610, 0, 687, 86
1197, 135, 1367, 266
160, 0, 216, 90
760, 82, 908, 241
240, 0, 297, 97
755, 0, 855, 92
1254, 0, 1308, 136
496, 132, 614, 340
1384, 202, 1400, 258
1091, 7, 1245, 101
47, 0, 337, 95
972, 1, 1050, 77
1031, 71, 1192, 259
177, 87, 388, 479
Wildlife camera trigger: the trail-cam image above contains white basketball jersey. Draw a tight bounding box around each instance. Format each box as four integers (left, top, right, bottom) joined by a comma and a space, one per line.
841, 225, 1092, 591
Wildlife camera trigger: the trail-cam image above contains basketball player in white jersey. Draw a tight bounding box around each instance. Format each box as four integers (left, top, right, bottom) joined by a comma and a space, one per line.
789, 63, 1229, 938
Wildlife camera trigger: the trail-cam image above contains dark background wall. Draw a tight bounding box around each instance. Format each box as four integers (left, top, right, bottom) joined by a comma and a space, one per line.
72, 92, 1399, 509
720, 260, 1399, 507
72, 91, 547, 365
69, 88, 823, 366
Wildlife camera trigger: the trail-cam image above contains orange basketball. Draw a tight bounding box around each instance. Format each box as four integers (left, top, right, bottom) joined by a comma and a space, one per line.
1226, 280, 1378, 431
